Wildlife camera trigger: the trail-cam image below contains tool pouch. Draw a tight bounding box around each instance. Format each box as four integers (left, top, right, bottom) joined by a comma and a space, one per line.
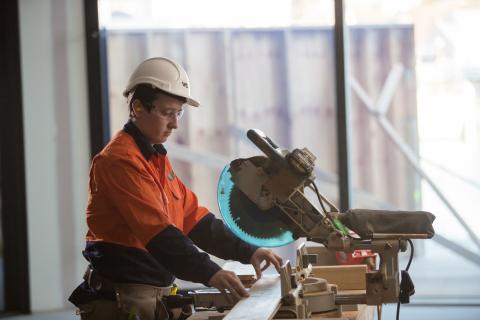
81, 266, 172, 320
114, 283, 170, 320
76, 299, 132, 320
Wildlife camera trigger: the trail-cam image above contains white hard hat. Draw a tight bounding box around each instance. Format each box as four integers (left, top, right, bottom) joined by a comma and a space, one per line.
123, 57, 200, 107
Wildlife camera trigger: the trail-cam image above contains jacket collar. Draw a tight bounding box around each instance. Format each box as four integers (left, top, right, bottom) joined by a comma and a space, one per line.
123, 121, 167, 160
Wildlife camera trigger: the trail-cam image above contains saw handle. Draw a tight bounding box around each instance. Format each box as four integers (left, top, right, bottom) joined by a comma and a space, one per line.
247, 129, 285, 163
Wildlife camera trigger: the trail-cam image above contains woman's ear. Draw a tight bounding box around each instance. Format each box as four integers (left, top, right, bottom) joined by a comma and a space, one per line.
132, 100, 143, 117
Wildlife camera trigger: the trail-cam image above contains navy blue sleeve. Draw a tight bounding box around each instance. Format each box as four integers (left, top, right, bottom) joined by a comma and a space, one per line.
146, 225, 221, 286
188, 213, 259, 264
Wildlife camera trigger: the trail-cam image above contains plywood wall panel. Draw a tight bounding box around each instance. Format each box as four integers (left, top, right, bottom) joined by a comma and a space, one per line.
105, 25, 418, 214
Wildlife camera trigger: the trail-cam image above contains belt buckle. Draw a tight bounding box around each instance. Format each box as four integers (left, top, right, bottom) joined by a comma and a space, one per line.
86, 268, 102, 291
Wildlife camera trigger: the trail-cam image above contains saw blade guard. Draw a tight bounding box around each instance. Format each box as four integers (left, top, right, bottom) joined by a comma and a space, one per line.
217, 165, 295, 247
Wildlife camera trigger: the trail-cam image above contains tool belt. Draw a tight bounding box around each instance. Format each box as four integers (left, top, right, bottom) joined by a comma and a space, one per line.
82, 266, 175, 319
83, 266, 173, 298
83, 265, 117, 299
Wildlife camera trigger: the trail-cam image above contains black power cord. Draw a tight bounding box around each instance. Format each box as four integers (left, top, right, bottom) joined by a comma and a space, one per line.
396, 239, 415, 320
309, 179, 329, 216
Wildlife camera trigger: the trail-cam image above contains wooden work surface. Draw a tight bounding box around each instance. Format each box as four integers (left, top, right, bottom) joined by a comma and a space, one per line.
188, 303, 375, 320
189, 261, 375, 320
310, 304, 375, 320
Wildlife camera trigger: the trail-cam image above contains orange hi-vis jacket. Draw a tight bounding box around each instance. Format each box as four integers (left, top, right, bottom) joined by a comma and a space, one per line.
69, 122, 257, 307
85, 130, 209, 248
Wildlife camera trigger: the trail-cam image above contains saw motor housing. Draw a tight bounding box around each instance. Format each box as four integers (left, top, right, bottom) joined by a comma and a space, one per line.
229, 129, 335, 241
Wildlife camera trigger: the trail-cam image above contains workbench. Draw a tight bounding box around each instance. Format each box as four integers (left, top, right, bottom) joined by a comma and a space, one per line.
188, 303, 375, 320
188, 246, 376, 320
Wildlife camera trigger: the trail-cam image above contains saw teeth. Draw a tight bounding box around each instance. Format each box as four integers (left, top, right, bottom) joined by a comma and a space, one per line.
228, 186, 287, 238
217, 164, 295, 247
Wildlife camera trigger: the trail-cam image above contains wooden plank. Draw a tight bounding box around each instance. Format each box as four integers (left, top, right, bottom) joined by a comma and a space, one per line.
305, 245, 338, 266
223, 275, 281, 320
342, 304, 376, 320
222, 261, 255, 276
311, 265, 367, 290
222, 261, 256, 287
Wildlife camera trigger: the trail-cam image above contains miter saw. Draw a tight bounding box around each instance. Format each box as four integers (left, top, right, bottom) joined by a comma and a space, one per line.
217, 129, 436, 307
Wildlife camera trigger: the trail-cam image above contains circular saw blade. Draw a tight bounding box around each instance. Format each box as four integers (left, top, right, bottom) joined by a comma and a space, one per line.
217, 165, 295, 247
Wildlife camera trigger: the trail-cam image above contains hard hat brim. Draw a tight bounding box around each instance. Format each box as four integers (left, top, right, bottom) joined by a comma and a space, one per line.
186, 97, 200, 107
123, 86, 201, 107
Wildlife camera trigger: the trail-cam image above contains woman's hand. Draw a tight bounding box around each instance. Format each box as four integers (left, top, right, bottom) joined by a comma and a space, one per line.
208, 269, 249, 302
250, 248, 283, 280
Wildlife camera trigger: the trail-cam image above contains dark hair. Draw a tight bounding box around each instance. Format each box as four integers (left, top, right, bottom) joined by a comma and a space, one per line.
129, 84, 187, 118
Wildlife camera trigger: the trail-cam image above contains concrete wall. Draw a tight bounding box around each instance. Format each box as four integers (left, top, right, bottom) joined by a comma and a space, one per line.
19, 0, 90, 311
